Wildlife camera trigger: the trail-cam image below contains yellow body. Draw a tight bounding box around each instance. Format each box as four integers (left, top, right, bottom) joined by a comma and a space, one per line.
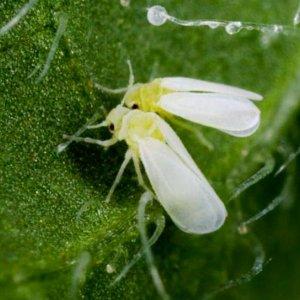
123, 79, 172, 118
106, 106, 164, 155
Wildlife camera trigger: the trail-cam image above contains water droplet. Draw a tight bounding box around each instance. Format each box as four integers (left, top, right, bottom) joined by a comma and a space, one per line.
225, 21, 242, 35
147, 5, 168, 26
207, 21, 219, 29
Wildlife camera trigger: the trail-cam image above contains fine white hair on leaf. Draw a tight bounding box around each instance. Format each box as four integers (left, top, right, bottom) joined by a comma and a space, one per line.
203, 236, 270, 299
36, 14, 68, 83
238, 195, 285, 230
239, 168, 295, 230
229, 157, 275, 201
27, 64, 41, 79
294, 2, 300, 25
137, 192, 170, 300
111, 214, 166, 285
147, 5, 292, 35
70, 251, 91, 298
76, 200, 93, 221
274, 146, 300, 176
262, 69, 300, 143
0, 0, 38, 36
94, 59, 134, 95
149, 60, 159, 81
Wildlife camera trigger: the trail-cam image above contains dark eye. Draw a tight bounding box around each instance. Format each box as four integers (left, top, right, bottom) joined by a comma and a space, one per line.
109, 123, 115, 131
132, 103, 139, 109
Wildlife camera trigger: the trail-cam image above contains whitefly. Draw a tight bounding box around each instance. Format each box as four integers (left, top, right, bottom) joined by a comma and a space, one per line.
60, 105, 228, 234
59, 73, 263, 299
123, 76, 263, 137
59, 74, 263, 235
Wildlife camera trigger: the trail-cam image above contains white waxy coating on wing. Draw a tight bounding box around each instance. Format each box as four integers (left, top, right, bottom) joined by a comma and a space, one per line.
139, 137, 227, 234
158, 92, 260, 135
160, 77, 263, 101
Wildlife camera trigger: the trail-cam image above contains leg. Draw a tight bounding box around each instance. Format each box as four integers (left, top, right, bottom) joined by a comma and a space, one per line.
137, 192, 169, 300
63, 134, 117, 148
57, 112, 103, 154
105, 150, 132, 202
94, 59, 134, 95
132, 153, 148, 190
87, 120, 107, 129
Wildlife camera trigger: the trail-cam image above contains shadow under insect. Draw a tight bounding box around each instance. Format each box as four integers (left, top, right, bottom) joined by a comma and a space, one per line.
64, 128, 139, 201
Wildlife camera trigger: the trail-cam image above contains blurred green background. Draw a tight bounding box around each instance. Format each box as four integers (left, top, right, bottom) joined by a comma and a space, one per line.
0, 0, 299, 299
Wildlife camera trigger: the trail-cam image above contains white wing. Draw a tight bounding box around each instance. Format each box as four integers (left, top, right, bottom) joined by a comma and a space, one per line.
160, 77, 263, 101
139, 137, 227, 234
158, 92, 260, 137
155, 115, 201, 177
155, 116, 227, 223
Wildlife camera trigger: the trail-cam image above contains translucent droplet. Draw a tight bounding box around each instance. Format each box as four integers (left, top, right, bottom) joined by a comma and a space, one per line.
225, 21, 242, 35
207, 21, 219, 29
147, 5, 168, 26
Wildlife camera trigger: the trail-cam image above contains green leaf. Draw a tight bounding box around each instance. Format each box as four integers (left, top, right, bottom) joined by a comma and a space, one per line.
1, 0, 300, 299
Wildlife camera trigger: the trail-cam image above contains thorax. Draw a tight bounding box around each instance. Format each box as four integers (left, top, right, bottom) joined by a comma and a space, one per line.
123, 80, 172, 118
117, 110, 164, 154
